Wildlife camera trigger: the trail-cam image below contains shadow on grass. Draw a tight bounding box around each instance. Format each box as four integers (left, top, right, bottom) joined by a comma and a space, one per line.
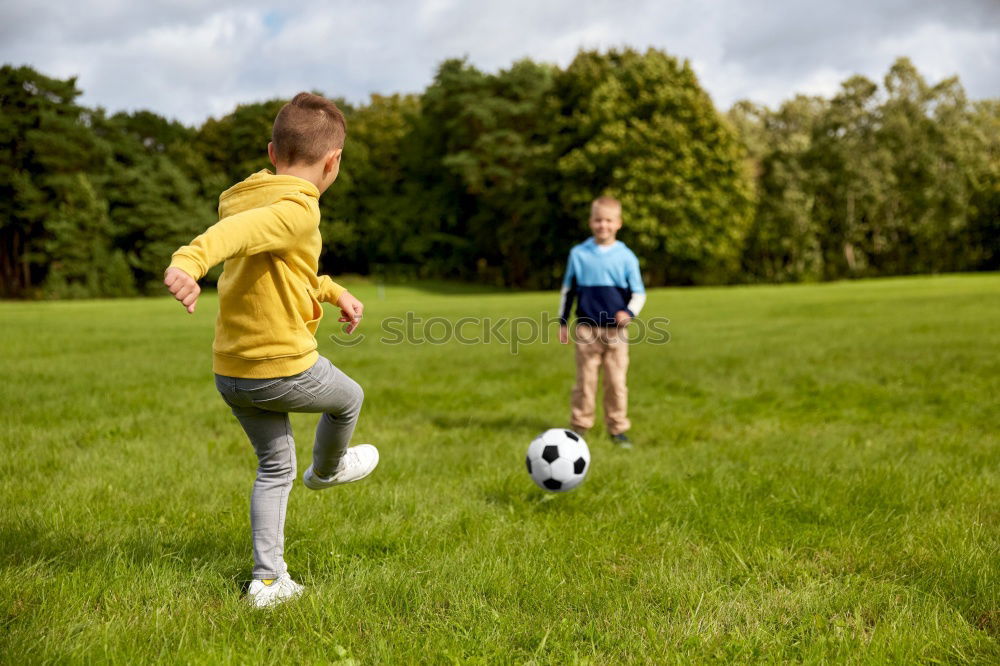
481, 474, 586, 515
0, 520, 254, 592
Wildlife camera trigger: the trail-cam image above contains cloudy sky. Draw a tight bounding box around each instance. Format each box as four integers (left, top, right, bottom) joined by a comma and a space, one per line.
2, 0, 997, 126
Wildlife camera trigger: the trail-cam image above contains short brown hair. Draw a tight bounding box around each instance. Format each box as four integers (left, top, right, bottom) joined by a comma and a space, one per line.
591, 196, 622, 215
271, 92, 346, 165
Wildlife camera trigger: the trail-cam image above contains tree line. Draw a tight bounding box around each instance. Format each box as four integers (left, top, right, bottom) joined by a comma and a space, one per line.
1, 50, 996, 298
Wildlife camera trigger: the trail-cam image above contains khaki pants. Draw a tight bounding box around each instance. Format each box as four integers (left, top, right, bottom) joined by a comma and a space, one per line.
571, 324, 630, 435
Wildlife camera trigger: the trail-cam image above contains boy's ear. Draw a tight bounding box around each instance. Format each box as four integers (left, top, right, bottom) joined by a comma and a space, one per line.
267, 142, 277, 167
325, 148, 343, 173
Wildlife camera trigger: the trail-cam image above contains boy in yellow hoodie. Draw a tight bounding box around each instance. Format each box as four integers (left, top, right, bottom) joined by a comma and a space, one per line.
164, 92, 378, 608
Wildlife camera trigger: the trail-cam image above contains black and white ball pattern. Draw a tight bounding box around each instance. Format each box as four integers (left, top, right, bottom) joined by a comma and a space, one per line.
526, 429, 591, 492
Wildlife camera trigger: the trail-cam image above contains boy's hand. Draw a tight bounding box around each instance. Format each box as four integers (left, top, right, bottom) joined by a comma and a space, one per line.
615, 310, 632, 326
164, 267, 200, 314
559, 325, 569, 344
337, 290, 364, 334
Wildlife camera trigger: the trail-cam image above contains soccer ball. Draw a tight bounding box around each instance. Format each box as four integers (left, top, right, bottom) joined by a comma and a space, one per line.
526, 429, 591, 492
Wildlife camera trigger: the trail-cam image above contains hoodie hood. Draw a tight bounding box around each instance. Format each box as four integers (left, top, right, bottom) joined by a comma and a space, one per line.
218, 169, 320, 219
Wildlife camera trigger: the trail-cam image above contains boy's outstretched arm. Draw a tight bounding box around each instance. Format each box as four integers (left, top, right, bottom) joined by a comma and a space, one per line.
164, 195, 318, 313
168, 196, 318, 284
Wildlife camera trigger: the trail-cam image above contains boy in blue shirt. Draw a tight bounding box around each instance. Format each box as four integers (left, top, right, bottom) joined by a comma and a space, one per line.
559, 196, 646, 447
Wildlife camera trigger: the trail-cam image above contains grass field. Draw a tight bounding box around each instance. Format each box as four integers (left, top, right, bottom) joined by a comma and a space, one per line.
2, 273, 999, 663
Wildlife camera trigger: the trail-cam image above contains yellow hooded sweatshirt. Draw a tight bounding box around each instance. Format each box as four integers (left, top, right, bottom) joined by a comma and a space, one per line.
169, 170, 346, 379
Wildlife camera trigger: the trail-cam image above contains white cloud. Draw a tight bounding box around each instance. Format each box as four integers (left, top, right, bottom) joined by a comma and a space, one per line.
876, 21, 1000, 95
0, 0, 996, 125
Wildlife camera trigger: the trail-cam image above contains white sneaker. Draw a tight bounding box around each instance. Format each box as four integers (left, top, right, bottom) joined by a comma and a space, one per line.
303, 444, 379, 490
246, 573, 304, 609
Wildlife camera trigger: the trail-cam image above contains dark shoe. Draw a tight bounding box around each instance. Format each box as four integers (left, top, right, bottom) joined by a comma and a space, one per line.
610, 433, 633, 449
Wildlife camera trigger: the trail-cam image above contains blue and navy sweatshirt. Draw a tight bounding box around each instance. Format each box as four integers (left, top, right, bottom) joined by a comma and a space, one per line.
559, 238, 646, 327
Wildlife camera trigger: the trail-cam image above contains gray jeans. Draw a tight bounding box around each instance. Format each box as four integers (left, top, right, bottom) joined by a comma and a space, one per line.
215, 355, 364, 579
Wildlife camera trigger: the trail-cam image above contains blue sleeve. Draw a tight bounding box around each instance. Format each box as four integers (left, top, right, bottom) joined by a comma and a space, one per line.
627, 253, 645, 293
559, 251, 577, 325
561, 250, 576, 288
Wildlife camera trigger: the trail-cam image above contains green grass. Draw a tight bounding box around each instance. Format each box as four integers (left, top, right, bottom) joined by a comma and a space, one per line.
2, 274, 999, 663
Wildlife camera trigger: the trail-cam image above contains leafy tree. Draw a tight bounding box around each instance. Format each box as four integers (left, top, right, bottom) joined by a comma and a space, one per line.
802, 58, 992, 279
400, 59, 492, 281
415, 58, 561, 286
89, 111, 218, 292
320, 93, 421, 276
0, 65, 114, 296
966, 100, 1000, 270
808, 74, 892, 277
2, 57, 996, 299
731, 96, 827, 281
554, 49, 756, 285
41, 172, 134, 298
111, 109, 226, 202
868, 60, 975, 274
197, 99, 286, 185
